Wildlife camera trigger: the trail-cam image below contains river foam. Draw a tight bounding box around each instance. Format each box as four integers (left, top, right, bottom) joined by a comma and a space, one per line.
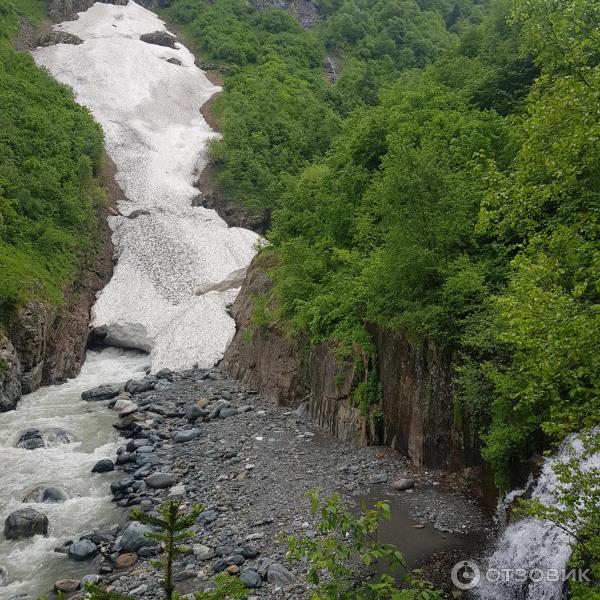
34, 1, 260, 371
0, 348, 149, 598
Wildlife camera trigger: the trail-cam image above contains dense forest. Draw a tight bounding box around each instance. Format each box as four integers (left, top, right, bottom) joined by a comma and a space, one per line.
164, 0, 599, 493
0, 0, 104, 327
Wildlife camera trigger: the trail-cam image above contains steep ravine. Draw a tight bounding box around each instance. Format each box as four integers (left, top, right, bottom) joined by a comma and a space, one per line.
0, 154, 119, 412
220, 255, 480, 476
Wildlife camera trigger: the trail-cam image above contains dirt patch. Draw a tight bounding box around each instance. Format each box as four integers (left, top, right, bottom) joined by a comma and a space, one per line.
199, 90, 222, 132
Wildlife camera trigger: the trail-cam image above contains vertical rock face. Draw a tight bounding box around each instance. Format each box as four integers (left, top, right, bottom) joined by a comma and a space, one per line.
220, 255, 473, 470
0, 335, 22, 412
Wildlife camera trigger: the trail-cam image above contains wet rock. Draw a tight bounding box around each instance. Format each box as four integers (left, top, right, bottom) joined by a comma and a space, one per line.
16, 427, 76, 449
111, 476, 135, 495
54, 579, 80, 593
92, 459, 115, 473
155, 368, 174, 380
172, 429, 201, 443
145, 473, 176, 489
23, 486, 68, 503
119, 522, 157, 552
125, 378, 156, 394
240, 570, 261, 589
140, 30, 177, 48
0, 565, 7, 586
4, 508, 48, 540
267, 562, 295, 586
392, 478, 415, 491
81, 384, 120, 401
68, 539, 98, 561
136, 453, 161, 466
114, 552, 138, 569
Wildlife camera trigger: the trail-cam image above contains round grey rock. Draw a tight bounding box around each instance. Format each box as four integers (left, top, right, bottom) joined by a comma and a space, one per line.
4, 509, 48, 540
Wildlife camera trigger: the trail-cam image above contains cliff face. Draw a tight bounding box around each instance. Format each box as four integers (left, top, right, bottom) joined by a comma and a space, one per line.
221, 255, 474, 470
0, 156, 118, 411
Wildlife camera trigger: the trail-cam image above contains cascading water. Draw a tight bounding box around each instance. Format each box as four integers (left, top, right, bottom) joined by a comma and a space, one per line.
476, 435, 600, 600
0, 348, 148, 597
0, 1, 262, 595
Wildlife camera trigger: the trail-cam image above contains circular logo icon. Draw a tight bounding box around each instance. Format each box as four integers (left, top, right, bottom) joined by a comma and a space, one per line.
451, 560, 481, 590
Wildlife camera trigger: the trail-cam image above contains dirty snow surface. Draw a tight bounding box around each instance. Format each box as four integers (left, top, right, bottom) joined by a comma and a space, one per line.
34, 1, 260, 371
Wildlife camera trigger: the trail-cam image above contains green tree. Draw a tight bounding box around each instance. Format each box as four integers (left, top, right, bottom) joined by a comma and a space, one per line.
286, 492, 442, 599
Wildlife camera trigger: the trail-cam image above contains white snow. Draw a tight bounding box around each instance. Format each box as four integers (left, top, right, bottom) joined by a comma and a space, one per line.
33, 1, 260, 370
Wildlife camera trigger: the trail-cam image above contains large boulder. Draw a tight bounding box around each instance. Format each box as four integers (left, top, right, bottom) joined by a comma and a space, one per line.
118, 522, 157, 553
68, 539, 98, 561
139, 30, 177, 49
4, 508, 49, 540
16, 427, 77, 449
81, 384, 120, 401
92, 459, 115, 473
23, 486, 69, 503
124, 378, 156, 394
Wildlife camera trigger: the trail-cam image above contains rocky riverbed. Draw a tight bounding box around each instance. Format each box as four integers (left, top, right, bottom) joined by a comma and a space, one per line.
38, 366, 491, 598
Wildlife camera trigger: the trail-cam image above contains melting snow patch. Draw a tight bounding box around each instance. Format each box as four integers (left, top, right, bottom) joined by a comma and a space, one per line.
33, 2, 260, 370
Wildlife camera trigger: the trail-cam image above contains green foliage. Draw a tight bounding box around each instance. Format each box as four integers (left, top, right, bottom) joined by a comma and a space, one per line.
286, 491, 443, 599
0, 0, 104, 325
165, 0, 600, 490
458, 0, 600, 487
517, 431, 600, 598
86, 501, 247, 600
193, 573, 248, 600
131, 501, 204, 600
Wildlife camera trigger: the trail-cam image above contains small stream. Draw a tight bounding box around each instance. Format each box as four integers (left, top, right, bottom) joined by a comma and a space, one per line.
0, 348, 148, 598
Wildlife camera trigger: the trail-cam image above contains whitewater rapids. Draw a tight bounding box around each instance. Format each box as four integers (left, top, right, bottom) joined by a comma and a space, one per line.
34, 1, 260, 371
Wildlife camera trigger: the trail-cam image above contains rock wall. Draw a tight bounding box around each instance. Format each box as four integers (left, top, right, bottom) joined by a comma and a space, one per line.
0, 155, 118, 411
221, 255, 474, 470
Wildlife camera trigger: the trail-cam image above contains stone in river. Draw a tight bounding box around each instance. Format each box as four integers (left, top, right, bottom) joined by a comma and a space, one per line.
4, 508, 48, 539
92, 459, 115, 473
81, 384, 120, 401
54, 579, 80, 593
23, 486, 68, 503
16, 427, 76, 449
68, 539, 98, 561
240, 570, 261, 589
136, 453, 161, 466
111, 476, 135, 495
172, 429, 201, 443
125, 378, 156, 394
145, 473, 177, 489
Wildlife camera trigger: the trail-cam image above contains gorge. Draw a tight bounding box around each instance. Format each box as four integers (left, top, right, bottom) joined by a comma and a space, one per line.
0, 0, 598, 598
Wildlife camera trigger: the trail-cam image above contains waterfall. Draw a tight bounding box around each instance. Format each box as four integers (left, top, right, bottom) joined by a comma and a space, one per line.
476, 434, 599, 600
